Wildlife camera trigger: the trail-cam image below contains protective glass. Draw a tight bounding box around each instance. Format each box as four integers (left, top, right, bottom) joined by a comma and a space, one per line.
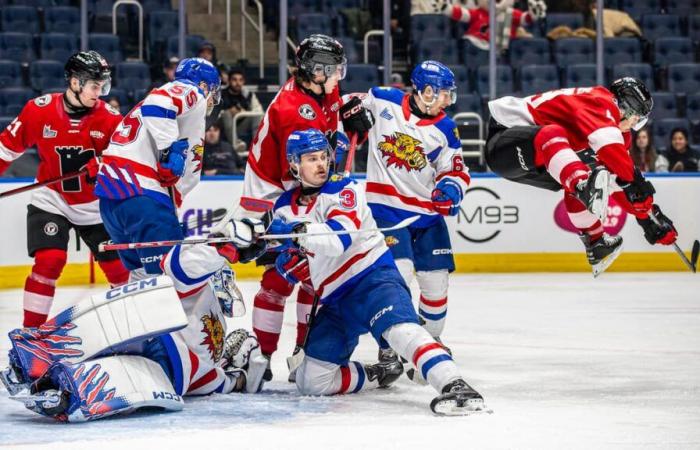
311, 58, 347, 81
81, 76, 111, 96
440, 88, 457, 105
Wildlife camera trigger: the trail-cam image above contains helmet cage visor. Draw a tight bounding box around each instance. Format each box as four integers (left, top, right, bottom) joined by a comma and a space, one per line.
306, 57, 347, 81
77, 73, 111, 97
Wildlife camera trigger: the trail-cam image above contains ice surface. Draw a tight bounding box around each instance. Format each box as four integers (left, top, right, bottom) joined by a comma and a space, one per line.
1, 273, 699, 450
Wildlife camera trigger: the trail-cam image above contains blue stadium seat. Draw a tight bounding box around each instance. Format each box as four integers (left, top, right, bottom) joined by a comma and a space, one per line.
0, 116, 13, 131
460, 39, 492, 70
641, 15, 682, 42
617, 0, 662, 22
140, 0, 173, 13
1, 6, 40, 34
520, 64, 559, 96
133, 88, 150, 103
447, 93, 482, 115
653, 118, 691, 149
148, 11, 180, 58
295, 13, 332, 41
101, 87, 130, 113
653, 37, 694, 66
13, 0, 54, 7
667, 63, 700, 94
476, 65, 514, 97
89, 33, 123, 65
0, 60, 23, 89
115, 62, 151, 95
612, 63, 655, 91
336, 37, 359, 64
687, 93, 700, 123
448, 65, 471, 94
545, 13, 583, 33
603, 38, 642, 67
0, 33, 36, 65
41, 86, 65, 95
410, 14, 451, 44
509, 38, 550, 68
0, 87, 34, 116
288, 0, 320, 20
665, 0, 700, 16
39, 33, 78, 63
564, 63, 597, 87
414, 38, 459, 65
649, 92, 677, 120
29, 60, 64, 92
165, 35, 205, 59
553, 38, 594, 68
340, 64, 379, 94
690, 15, 700, 44
43, 6, 80, 34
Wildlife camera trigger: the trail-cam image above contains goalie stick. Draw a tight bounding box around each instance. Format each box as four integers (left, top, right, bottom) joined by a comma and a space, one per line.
98, 215, 420, 252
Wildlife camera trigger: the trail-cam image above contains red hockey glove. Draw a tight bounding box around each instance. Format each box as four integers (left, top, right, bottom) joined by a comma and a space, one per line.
617, 168, 655, 216
275, 248, 310, 284
84, 157, 100, 184
636, 204, 678, 246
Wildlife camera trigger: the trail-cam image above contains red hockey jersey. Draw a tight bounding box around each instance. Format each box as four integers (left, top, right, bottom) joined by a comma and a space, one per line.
0, 93, 123, 224
241, 78, 342, 214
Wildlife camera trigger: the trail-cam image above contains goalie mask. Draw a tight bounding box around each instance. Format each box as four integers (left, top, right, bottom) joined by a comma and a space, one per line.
610, 77, 653, 132
210, 266, 245, 318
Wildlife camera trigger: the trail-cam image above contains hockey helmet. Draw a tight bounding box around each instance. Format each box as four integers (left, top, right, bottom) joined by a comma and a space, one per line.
295, 34, 347, 81
411, 60, 457, 104
286, 128, 332, 166
64, 51, 111, 96
175, 57, 222, 104
609, 77, 653, 131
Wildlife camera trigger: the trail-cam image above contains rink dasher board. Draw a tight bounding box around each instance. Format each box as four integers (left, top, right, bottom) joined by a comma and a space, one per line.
0, 174, 698, 287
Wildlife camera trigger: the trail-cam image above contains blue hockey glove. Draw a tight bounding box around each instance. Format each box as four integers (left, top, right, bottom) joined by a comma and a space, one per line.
275, 249, 310, 284
268, 217, 304, 250
431, 179, 463, 216
157, 139, 189, 186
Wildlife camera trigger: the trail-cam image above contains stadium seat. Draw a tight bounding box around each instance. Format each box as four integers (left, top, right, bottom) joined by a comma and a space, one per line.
603, 38, 642, 67
115, 62, 151, 96
148, 11, 180, 59
553, 38, 594, 68
649, 92, 678, 120
0, 116, 14, 131
448, 93, 482, 115
653, 37, 694, 67
686, 93, 700, 123
617, 0, 662, 21
43, 6, 80, 35
1, 6, 40, 34
509, 38, 551, 68
652, 117, 691, 149
476, 65, 514, 97
410, 14, 451, 45
414, 38, 459, 65
295, 14, 332, 41
690, 15, 700, 44
101, 87, 130, 113
41, 86, 65, 95
460, 40, 491, 70
0, 87, 34, 116
667, 63, 700, 94
336, 37, 359, 64
0, 60, 23, 89
29, 60, 64, 92
89, 34, 123, 65
288, 0, 320, 20
520, 64, 559, 96
611, 63, 655, 91
140, 0, 173, 13
165, 35, 205, 59
341, 64, 379, 94
545, 13, 583, 33
448, 65, 471, 94
665, 0, 700, 16
563, 63, 597, 87
132, 88, 150, 103
39, 33, 78, 63
641, 15, 682, 42
0, 33, 36, 65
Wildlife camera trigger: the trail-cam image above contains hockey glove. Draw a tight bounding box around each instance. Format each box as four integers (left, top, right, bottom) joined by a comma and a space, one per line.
617, 168, 655, 217
334, 131, 350, 171
209, 218, 267, 263
431, 179, 463, 216
84, 157, 100, 184
268, 217, 306, 250
157, 139, 189, 186
636, 204, 678, 245
275, 248, 311, 284
340, 97, 375, 145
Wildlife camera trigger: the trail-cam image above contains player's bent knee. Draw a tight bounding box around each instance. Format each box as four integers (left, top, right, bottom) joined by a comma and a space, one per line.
382, 322, 434, 360
295, 356, 341, 396
33, 248, 68, 279
394, 258, 415, 286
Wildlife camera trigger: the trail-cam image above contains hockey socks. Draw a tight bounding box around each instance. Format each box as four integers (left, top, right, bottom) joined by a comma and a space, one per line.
416, 269, 449, 338
97, 258, 129, 287
296, 282, 315, 347
534, 124, 589, 192
252, 268, 293, 356
23, 248, 67, 327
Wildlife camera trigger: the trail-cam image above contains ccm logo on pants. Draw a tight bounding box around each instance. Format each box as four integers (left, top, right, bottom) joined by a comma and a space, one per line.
432, 249, 452, 255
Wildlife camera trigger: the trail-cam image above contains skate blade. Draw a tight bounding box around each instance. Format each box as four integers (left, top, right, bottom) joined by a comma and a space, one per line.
432, 398, 493, 416
592, 241, 624, 278
590, 169, 611, 222
0, 367, 28, 396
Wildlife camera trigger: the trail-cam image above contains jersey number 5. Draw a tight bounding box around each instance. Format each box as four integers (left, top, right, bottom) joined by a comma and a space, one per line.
55, 146, 95, 192
111, 102, 143, 146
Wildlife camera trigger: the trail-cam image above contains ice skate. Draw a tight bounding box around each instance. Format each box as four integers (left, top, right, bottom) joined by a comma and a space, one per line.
287, 345, 302, 383
574, 166, 611, 222
365, 348, 403, 388
0, 364, 28, 396
430, 379, 492, 416
580, 233, 623, 277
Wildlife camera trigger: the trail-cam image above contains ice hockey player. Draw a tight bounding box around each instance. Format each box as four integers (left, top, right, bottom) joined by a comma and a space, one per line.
0, 51, 129, 327
237, 34, 374, 380
94, 57, 221, 279
357, 61, 469, 362
0, 217, 269, 422
269, 128, 489, 416
485, 78, 678, 276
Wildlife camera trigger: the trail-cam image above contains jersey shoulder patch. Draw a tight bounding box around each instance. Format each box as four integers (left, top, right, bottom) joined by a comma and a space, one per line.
33, 94, 52, 107
103, 101, 121, 116
321, 176, 356, 195
370, 86, 404, 106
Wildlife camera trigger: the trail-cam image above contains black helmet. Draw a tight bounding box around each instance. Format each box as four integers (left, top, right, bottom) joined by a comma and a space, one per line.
609, 77, 653, 130
295, 34, 347, 82
64, 50, 112, 96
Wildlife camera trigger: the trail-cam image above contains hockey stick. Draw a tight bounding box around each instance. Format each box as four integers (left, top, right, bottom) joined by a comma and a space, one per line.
648, 213, 698, 273
0, 169, 87, 199
287, 287, 320, 378
99, 214, 420, 252
342, 133, 359, 177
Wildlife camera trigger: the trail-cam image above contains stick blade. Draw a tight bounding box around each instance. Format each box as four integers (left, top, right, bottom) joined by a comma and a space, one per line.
691, 240, 699, 273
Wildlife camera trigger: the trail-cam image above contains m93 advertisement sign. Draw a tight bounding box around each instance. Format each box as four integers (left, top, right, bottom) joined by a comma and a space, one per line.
455, 186, 519, 243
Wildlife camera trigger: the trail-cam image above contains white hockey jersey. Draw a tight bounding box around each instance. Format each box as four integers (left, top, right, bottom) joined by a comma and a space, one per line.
273, 177, 394, 304
94, 80, 207, 208
362, 87, 471, 227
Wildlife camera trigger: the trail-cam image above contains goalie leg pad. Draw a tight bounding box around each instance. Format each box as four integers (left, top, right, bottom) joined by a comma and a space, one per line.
7, 276, 187, 383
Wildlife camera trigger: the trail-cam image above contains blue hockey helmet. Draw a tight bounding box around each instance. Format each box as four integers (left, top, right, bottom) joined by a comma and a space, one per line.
286, 129, 332, 165
410, 60, 457, 104
175, 57, 221, 104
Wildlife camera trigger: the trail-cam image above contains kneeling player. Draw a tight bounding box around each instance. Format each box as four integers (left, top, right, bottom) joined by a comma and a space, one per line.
269, 129, 489, 415
1, 217, 268, 422
485, 78, 677, 276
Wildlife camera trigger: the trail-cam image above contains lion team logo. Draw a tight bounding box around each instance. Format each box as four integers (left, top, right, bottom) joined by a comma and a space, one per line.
378, 132, 427, 171
191, 143, 204, 173
200, 311, 224, 361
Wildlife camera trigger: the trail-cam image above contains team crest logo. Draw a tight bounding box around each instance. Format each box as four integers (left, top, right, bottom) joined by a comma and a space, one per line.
43, 125, 57, 138
453, 127, 460, 140
34, 94, 51, 107
200, 311, 224, 361
44, 222, 58, 236
191, 143, 204, 173
385, 236, 399, 247
299, 104, 316, 120
378, 132, 427, 171
90, 130, 105, 140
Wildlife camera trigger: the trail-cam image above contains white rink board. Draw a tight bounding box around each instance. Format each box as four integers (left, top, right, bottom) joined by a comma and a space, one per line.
1, 175, 699, 267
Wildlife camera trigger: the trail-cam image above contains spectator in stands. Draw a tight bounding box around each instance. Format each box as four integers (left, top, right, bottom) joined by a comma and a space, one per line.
202, 121, 245, 175
150, 56, 179, 90
657, 128, 699, 173
629, 126, 658, 172
218, 63, 230, 90
218, 68, 263, 152
198, 41, 218, 66
106, 96, 121, 112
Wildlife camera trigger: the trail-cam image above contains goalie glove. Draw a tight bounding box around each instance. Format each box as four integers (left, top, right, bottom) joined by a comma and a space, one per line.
223, 329, 268, 393
636, 204, 678, 246
528, 0, 547, 19
617, 168, 655, 217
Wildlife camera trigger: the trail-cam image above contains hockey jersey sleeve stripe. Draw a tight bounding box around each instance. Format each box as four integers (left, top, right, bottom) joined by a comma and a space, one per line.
436, 170, 471, 186
169, 245, 215, 286
587, 126, 624, 152
188, 349, 200, 382
328, 209, 361, 229
188, 368, 218, 392
150, 89, 183, 115
102, 155, 159, 179
366, 182, 435, 210
241, 196, 274, 213
0, 141, 22, 162
326, 218, 352, 251
141, 104, 177, 120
